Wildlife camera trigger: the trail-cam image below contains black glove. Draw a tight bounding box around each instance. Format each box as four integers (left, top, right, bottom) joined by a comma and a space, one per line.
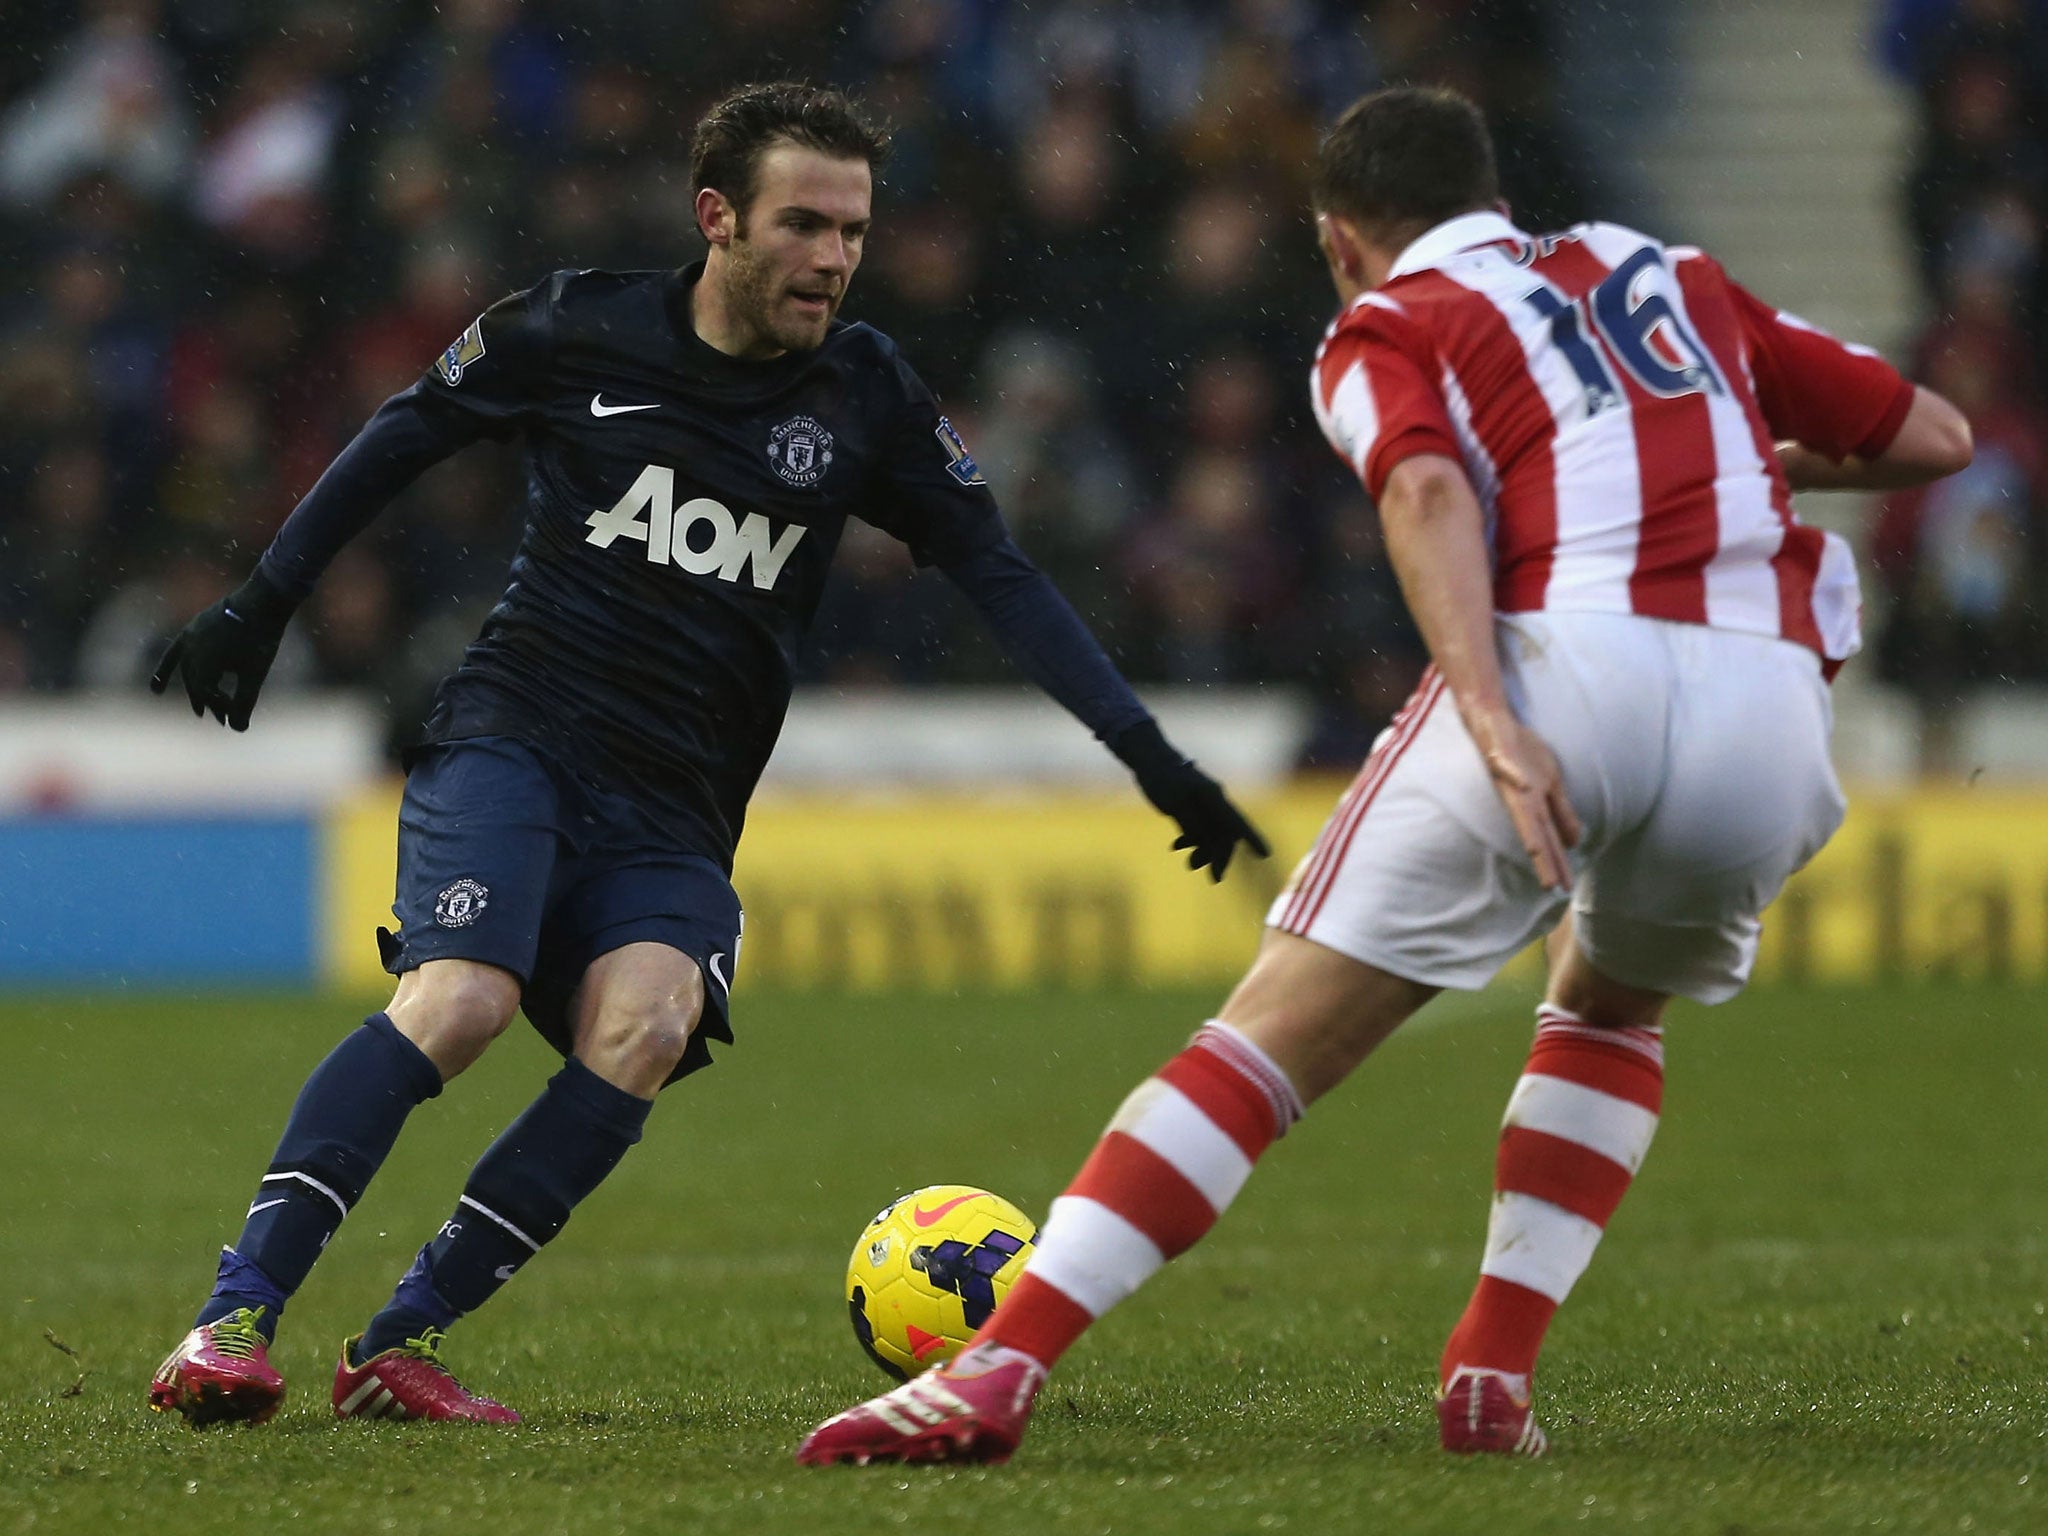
149, 567, 298, 731
1110, 719, 1271, 882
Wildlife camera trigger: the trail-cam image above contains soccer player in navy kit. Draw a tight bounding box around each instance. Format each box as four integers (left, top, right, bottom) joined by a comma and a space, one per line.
146, 81, 1267, 1427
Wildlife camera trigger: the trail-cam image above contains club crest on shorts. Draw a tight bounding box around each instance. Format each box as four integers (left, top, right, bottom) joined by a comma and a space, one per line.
434, 877, 489, 928
768, 415, 833, 487
435, 318, 487, 385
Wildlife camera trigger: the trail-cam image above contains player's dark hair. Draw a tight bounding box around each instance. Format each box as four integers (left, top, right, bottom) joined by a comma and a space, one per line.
692, 80, 891, 219
1312, 87, 1499, 244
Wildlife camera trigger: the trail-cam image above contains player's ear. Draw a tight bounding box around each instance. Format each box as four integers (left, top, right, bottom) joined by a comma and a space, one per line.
1317, 212, 1370, 288
696, 187, 737, 249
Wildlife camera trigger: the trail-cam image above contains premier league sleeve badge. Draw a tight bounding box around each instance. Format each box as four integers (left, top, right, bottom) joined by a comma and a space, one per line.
436, 318, 488, 386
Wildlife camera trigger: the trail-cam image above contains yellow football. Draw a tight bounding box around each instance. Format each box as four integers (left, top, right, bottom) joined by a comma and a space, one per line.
843, 1184, 1038, 1380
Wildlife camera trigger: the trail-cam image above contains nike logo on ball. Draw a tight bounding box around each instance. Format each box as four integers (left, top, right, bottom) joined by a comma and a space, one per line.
911, 1193, 981, 1228
591, 394, 659, 417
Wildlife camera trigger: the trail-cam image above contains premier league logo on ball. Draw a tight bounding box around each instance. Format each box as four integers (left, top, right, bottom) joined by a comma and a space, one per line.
768, 415, 834, 488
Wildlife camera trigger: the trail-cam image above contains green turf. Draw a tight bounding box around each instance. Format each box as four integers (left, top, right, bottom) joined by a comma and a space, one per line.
1, 982, 2042, 1535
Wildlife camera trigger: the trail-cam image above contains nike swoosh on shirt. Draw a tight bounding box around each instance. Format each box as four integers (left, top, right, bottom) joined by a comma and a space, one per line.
910, 1193, 982, 1228
494, 1264, 520, 1281
245, 1198, 288, 1217
590, 394, 659, 417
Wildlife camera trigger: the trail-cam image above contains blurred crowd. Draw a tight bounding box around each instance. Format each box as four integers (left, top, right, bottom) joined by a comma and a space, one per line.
0, 0, 1638, 766
1876, 0, 2048, 767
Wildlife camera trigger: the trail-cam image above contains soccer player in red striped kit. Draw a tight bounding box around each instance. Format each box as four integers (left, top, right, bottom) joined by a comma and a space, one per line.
799, 86, 1974, 1465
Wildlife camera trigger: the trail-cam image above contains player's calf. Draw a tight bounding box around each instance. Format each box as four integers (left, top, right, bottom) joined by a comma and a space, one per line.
1437, 1001, 1664, 1458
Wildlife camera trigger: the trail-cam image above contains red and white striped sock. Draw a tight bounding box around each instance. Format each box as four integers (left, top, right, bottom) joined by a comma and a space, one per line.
1440, 1004, 1664, 1386
975, 1021, 1304, 1370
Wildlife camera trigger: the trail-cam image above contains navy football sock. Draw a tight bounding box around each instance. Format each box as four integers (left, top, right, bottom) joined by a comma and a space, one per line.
198, 1014, 442, 1338
358, 1057, 649, 1359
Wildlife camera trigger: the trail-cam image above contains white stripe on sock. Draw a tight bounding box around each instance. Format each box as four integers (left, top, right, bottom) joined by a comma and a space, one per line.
1026, 1195, 1165, 1318
1478, 1191, 1605, 1303
1504, 1074, 1659, 1173
458, 1195, 542, 1252
260, 1169, 350, 1219
1109, 1078, 1254, 1212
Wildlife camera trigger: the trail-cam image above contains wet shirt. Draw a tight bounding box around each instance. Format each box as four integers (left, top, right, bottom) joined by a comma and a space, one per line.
260, 264, 1010, 868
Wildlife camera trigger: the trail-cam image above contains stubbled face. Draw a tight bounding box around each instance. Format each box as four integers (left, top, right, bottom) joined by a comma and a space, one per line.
715, 142, 872, 356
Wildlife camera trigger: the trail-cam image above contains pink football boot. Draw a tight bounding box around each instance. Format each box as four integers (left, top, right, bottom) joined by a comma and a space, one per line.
1437, 1365, 1550, 1456
331, 1329, 520, 1424
148, 1308, 286, 1427
798, 1341, 1047, 1466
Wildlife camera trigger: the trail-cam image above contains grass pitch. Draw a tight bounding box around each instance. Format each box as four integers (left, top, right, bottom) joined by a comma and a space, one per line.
0, 981, 2041, 1535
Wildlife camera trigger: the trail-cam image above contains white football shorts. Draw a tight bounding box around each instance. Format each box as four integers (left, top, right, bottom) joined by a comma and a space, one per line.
1269, 611, 1847, 1003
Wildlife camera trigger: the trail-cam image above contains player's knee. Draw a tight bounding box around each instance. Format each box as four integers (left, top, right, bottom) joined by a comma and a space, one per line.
1546, 930, 1668, 1032
389, 962, 522, 1075
569, 948, 707, 1093
590, 991, 700, 1079
441, 969, 522, 1042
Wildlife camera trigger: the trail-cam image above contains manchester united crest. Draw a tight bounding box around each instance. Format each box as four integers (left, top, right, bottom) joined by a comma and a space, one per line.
434, 877, 489, 928
768, 415, 834, 487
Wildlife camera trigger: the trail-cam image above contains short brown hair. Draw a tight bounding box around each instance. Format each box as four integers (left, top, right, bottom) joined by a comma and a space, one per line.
1312, 87, 1498, 243
691, 80, 891, 218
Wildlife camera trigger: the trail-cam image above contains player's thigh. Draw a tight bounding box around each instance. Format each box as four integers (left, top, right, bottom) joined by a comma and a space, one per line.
1218, 929, 1438, 1105
1576, 630, 1846, 1004
1270, 668, 1571, 999
382, 737, 566, 1054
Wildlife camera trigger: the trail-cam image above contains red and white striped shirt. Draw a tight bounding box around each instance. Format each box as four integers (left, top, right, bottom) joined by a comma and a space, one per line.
1312, 211, 1915, 668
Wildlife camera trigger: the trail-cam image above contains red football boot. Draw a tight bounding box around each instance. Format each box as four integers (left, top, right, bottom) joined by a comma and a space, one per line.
148, 1307, 287, 1427
796, 1342, 1047, 1466
1437, 1366, 1550, 1456
331, 1329, 520, 1424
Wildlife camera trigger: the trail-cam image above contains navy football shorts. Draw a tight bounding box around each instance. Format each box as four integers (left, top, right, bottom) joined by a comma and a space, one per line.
378, 735, 743, 1085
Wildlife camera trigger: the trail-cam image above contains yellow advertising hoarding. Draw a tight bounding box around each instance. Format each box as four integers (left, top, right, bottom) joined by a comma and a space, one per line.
322, 781, 2048, 993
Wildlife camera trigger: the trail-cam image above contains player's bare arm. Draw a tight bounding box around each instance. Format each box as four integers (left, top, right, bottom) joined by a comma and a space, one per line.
1777, 384, 1973, 491
1376, 452, 1581, 891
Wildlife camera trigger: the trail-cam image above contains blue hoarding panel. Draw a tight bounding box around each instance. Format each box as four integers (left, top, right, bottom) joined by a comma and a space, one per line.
0, 818, 314, 984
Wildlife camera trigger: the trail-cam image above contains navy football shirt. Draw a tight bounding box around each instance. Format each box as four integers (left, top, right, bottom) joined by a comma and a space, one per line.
266, 264, 1009, 868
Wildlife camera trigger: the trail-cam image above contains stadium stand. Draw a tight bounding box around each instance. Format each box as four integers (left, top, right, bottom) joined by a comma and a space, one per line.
0, 0, 1622, 766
